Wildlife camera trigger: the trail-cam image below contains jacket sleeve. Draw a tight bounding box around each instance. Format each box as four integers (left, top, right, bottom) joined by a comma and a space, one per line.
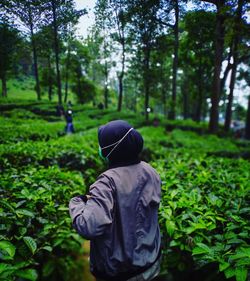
69, 174, 114, 239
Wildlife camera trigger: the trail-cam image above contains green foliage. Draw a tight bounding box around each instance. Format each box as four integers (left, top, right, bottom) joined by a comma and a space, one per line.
0, 101, 250, 281
141, 127, 250, 280
0, 166, 85, 281
72, 77, 98, 104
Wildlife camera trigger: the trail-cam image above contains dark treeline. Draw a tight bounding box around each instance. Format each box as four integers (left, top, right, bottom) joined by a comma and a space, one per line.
0, 0, 250, 137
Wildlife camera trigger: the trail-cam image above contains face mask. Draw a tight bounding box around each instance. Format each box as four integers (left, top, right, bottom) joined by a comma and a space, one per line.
99, 145, 108, 162
98, 127, 133, 162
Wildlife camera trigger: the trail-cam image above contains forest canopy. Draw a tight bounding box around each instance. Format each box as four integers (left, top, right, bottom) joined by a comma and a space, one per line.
0, 0, 250, 137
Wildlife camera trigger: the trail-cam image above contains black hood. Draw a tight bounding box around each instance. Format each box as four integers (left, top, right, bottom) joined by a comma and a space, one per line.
98, 120, 143, 168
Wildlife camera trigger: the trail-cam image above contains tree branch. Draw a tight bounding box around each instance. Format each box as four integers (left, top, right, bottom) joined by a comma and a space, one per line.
200, 0, 216, 5
156, 18, 174, 29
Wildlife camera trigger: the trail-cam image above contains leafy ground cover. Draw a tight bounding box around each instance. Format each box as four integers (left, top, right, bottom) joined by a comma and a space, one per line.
0, 102, 249, 281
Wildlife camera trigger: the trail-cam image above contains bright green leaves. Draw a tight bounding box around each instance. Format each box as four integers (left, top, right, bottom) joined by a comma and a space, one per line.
0, 241, 16, 260
166, 221, 176, 237
23, 237, 37, 255
192, 243, 211, 256
16, 209, 35, 218
158, 150, 250, 280
235, 267, 248, 281
15, 269, 38, 281
0, 166, 85, 281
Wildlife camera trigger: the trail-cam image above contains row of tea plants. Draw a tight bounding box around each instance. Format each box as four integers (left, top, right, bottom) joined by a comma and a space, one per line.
0, 102, 249, 281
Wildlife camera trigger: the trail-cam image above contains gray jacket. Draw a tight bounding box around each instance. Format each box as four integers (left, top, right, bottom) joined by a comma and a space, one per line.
69, 161, 161, 280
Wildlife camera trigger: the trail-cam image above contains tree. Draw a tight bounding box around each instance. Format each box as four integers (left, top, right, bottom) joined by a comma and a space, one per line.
157, 0, 188, 119
0, 23, 20, 97
148, 34, 172, 116
84, 28, 104, 85
224, 0, 245, 131
110, 0, 128, 111
127, 0, 161, 120
167, 0, 180, 120
43, 0, 85, 104
68, 39, 91, 102
180, 10, 215, 122
238, 64, 250, 140
201, 0, 227, 133
246, 94, 250, 139
72, 77, 97, 104
62, 23, 76, 103
1, 0, 43, 100
95, 1, 114, 109
35, 25, 55, 101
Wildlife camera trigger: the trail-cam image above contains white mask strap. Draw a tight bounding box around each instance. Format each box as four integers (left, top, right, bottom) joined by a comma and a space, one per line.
101, 127, 134, 158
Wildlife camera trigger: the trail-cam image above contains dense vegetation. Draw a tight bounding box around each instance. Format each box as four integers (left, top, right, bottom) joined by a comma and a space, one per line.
0, 0, 250, 137
0, 0, 250, 280
0, 100, 249, 281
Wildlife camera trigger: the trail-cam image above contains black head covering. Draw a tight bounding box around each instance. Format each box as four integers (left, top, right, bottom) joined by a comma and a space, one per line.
98, 120, 143, 168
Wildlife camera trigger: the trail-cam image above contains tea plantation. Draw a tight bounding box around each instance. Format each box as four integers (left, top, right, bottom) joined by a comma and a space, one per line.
0, 102, 249, 281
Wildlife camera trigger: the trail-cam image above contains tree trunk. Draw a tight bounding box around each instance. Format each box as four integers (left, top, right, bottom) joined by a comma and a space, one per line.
209, 1, 225, 133
224, 0, 243, 131
48, 56, 52, 101
169, 0, 179, 120
145, 80, 150, 121
104, 61, 108, 109
195, 58, 203, 122
51, 0, 62, 104
117, 75, 123, 111
76, 65, 81, 99
28, 5, 41, 101
64, 46, 71, 103
220, 44, 233, 95
1, 76, 7, 97
182, 82, 188, 120
245, 94, 250, 140
117, 38, 125, 112
143, 49, 150, 121
104, 85, 108, 109
224, 56, 237, 131
162, 87, 167, 117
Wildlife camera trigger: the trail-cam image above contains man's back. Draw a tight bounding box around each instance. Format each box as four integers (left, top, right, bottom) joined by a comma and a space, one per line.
69, 120, 161, 281
88, 161, 161, 279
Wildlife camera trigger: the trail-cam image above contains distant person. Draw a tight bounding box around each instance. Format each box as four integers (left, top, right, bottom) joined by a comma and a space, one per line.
65, 109, 74, 134
69, 120, 161, 281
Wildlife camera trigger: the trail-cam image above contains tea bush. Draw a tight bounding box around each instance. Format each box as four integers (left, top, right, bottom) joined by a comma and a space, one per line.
0, 102, 249, 281
0, 167, 85, 281
140, 127, 250, 281
154, 156, 250, 281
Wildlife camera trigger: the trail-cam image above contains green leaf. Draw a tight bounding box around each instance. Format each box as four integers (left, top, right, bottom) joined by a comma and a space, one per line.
18, 227, 27, 236
235, 267, 247, 281
42, 261, 55, 277
236, 258, 250, 267
41, 246, 53, 252
224, 267, 235, 279
0, 201, 15, 212
0, 263, 14, 275
219, 262, 230, 272
23, 237, 37, 255
166, 220, 175, 237
0, 241, 16, 260
16, 269, 38, 281
16, 209, 34, 218
192, 243, 211, 255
